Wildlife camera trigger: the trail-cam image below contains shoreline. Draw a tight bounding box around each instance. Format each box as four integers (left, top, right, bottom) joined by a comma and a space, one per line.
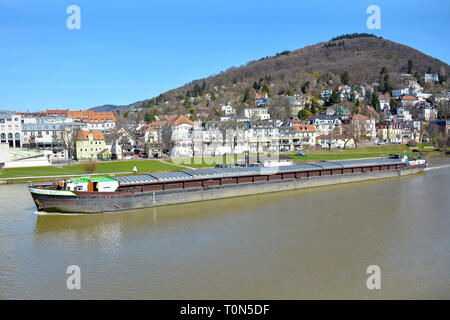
1, 153, 448, 185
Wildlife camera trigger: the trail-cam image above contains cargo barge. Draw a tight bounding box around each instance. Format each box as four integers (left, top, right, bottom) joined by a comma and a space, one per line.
29, 156, 427, 214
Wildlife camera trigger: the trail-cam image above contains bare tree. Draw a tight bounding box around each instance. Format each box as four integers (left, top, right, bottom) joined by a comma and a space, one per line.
343, 121, 369, 148
342, 124, 357, 148
57, 126, 80, 161
117, 133, 131, 159
161, 124, 173, 154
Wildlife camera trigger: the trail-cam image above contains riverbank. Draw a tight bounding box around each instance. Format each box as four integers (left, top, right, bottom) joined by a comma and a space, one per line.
1, 144, 447, 183
0, 159, 186, 183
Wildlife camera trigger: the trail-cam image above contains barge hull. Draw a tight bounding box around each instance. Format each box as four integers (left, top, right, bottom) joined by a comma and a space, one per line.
30, 166, 424, 214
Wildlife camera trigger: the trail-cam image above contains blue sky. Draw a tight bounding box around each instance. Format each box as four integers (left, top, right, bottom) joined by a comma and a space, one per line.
0, 0, 449, 111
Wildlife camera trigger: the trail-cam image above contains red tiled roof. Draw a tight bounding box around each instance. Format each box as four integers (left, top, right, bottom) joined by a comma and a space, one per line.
351, 114, 369, 120
46, 109, 69, 117
255, 93, 268, 99
173, 115, 194, 126
46, 109, 116, 122
293, 124, 316, 133
401, 96, 418, 100
149, 121, 167, 126
76, 130, 105, 141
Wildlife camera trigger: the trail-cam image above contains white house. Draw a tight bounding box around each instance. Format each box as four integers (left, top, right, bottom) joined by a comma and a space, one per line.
308, 115, 342, 136
0, 110, 22, 148
171, 115, 195, 157
424, 74, 439, 83
243, 107, 270, 120
395, 107, 412, 122
392, 87, 410, 97
221, 104, 236, 116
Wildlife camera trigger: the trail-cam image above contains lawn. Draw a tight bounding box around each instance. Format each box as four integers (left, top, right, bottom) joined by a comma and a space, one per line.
0, 160, 185, 179
1, 144, 444, 180
165, 155, 242, 168
165, 145, 414, 166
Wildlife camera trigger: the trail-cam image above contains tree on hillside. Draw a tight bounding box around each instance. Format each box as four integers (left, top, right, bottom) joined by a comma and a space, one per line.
371, 92, 381, 112
310, 100, 319, 115
243, 87, 250, 102
297, 109, 310, 120
144, 112, 156, 123
301, 81, 310, 94
407, 59, 414, 74
382, 74, 393, 94
261, 84, 270, 96
183, 98, 192, 109
326, 90, 339, 106
340, 71, 349, 85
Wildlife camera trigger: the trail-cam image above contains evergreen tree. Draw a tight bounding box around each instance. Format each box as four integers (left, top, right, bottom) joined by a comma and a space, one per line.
383, 74, 393, 94
261, 84, 270, 96
298, 109, 309, 120
371, 92, 381, 112
340, 71, 349, 85
407, 59, 414, 74
144, 112, 156, 123
327, 91, 339, 106
243, 88, 250, 102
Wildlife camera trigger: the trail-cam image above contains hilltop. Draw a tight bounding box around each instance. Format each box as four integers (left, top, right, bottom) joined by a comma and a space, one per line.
90, 34, 449, 115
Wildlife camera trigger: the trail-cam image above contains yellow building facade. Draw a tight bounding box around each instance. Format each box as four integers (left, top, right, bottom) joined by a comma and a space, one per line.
75, 130, 109, 160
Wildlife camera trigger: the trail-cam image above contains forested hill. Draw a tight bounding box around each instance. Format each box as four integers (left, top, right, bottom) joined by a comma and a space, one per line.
90, 33, 449, 114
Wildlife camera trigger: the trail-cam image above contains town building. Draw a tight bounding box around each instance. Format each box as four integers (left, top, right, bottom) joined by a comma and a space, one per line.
171, 115, 195, 157
395, 107, 412, 122
243, 107, 270, 120
308, 114, 342, 136
321, 89, 332, 100
255, 93, 269, 107
347, 114, 377, 140
400, 96, 419, 108
75, 130, 109, 160
46, 109, 116, 131
424, 73, 439, 83
419, 103, 438, 122
377, 123, 402, 143
0, 110, 22, 148
220, 104, 236, 115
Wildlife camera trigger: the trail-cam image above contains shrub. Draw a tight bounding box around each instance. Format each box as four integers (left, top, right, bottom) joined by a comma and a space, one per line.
82, 160, 97, 174
406, 140, 417, 147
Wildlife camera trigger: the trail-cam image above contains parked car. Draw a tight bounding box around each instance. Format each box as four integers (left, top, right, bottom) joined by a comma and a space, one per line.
377, 141, 386, 145
295, 153, 307, 156
295, 146, 304, 151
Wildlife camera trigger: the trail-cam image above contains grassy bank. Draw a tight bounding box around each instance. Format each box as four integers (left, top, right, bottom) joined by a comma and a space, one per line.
0, 160, 185, 179
165, 155, 242, 168
1, 144, 446, 182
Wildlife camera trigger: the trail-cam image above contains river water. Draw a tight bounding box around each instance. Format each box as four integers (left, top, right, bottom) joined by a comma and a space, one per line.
0, 158, 449, 299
